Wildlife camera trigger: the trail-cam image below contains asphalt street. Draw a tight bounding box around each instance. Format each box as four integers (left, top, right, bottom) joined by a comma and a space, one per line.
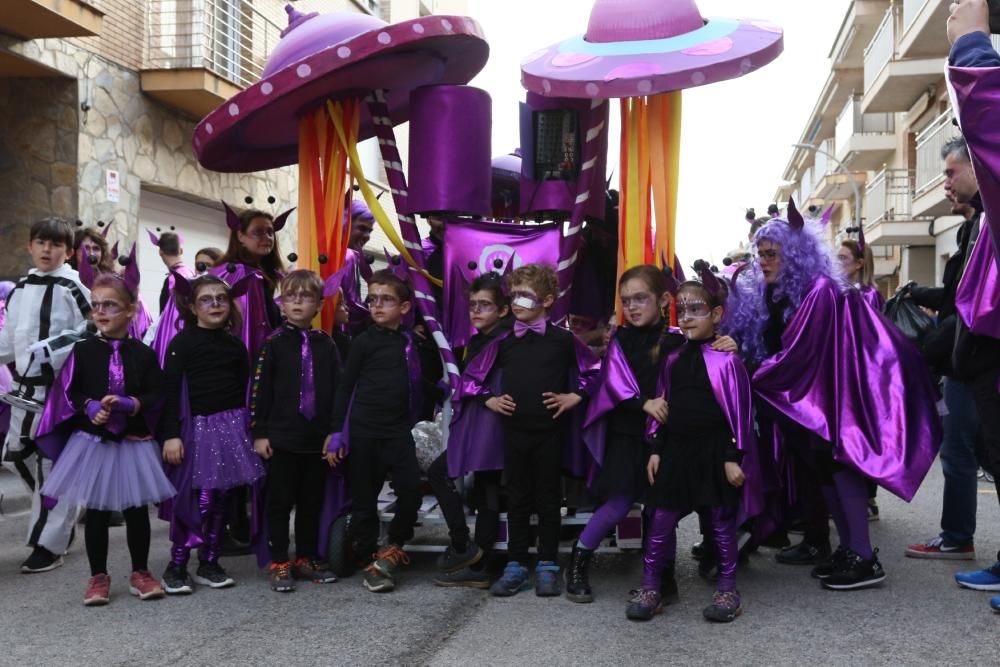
0, 462, 997, 666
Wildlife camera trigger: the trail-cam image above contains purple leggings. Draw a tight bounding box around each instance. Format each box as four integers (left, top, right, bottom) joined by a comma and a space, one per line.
821, 469, 873, 559
578, 494, 635, 550
170, 488, 230, 566
643, 506, 739, 592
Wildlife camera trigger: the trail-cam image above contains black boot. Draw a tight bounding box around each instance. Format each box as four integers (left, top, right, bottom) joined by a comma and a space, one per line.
661, 560, 679, 604
565, 542, 594, 603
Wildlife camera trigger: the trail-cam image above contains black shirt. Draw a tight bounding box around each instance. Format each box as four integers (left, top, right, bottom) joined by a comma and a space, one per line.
250, 324, 341, 452
68, 336, 164, 442
161, 325, 249, 440
463, 318, 513, 370
607, 322, 669, 436
496, 323, 578, 430
331, 325, 414, 438
763, 284, 790, 357
657, 339, 739, 461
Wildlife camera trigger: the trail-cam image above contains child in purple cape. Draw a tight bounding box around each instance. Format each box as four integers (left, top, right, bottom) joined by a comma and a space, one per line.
158, 274, 265, 595
627, 269, 761, 623
465, 264, 599, 598
37, 272, 175, 606
571, 264, 736, 604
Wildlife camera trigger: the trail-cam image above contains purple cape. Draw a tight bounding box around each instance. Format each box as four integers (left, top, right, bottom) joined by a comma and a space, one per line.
210, 263, 271, 362
856, 284, 885, 313
950, 64, 1000, 335
151, 264, 196, 368
447, 327, 601, 478
752, 275, 942, 501
642, 344, 763, 522
128, 296, 153, 342
581, 337, 642, 485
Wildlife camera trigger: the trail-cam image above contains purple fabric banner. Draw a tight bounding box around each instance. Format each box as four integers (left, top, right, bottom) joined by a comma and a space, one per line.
442, 220, 560, 349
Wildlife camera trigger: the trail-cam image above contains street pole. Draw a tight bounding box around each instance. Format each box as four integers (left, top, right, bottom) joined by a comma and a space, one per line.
792, 142, 862, 236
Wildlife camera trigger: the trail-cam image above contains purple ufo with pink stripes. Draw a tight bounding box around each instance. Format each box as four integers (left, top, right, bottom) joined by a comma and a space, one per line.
193, 5, 489, 173
521, 0, 783, 99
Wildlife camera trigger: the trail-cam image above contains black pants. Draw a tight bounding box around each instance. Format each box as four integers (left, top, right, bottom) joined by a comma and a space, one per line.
347, 435, 421, 556
427, 451, 471, 550
85, 506, 150, 577
266, 449, 327, 563
426, 453, 503, 554
787, 431, 832, 549
973, 368, 1000, 519
504, 425, 563, 563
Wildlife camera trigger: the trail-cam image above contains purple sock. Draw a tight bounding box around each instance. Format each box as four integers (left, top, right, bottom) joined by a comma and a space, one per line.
170, 545, 190, 568
820, 485, 850, 550
579, 495, 634, 550
832, 470, 873, 559
641, 509, 682, 590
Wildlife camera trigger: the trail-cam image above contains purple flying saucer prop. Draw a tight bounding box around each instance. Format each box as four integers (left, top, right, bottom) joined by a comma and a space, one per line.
194, 5, 490, 172
520, 0, 783, 99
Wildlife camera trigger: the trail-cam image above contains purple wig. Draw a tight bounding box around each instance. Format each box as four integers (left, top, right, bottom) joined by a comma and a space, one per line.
723, 217, 841, 363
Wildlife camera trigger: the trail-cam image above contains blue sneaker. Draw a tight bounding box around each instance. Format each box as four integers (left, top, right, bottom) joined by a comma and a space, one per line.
490, 561, 530, 597
991, 596, 1000, 613
955, 561, 1000, 591
534, 561, 561, 597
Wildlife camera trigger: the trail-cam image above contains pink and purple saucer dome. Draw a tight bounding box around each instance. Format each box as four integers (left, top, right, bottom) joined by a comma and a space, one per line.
193, 5, 489, 172
521, 0, 783, 99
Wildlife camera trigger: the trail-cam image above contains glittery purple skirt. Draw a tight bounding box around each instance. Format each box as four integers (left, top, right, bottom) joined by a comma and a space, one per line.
189, 408, 265, 490
41, 431, 177, 511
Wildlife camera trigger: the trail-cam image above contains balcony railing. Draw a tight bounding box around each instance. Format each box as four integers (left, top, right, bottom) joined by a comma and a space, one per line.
902, 0, 929, 34
863, 8, 895, 90
835, 95, 895, 155
811, 138, 836, 186
915, 110, 954, 196
866, 168, 914, 225
146, 0, 281, 89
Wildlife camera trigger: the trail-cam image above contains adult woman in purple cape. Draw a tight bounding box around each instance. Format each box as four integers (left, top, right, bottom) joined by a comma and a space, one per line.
35, 272, 175, 606
837, 228, 885, 313
625, 268, 760, 623
726, 200, 942, 591
213, 203, 292, 362
572, 264, 737, 604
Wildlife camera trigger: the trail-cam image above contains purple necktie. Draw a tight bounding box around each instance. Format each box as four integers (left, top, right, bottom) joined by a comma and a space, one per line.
106, 339, 126, 435
513, 319, 547, 337
299, 329, 316, 420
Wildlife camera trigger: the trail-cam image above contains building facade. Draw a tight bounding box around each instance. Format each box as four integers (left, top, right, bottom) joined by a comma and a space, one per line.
0, 0, 462, 309
774, 0, 999, 295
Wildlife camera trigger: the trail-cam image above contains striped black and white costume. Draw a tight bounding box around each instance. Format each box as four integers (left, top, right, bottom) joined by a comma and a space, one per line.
0, 263, 90, 555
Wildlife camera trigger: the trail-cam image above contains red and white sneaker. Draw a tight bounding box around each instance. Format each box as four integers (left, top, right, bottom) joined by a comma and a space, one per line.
129, 570, 166, 600
905, 536, 975, 560
84, 574, 111, 606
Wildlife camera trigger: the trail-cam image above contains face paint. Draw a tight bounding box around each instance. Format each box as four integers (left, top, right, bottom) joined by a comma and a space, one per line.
676, 299, 712, 320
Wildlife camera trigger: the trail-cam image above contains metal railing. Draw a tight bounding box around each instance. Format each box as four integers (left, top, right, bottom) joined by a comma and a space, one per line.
146, 0, 281, 89
902, 0, 930, 35
834, 95, 895, 156
865, 168, 914, 226
864, 7, 895, 89
915, 110, 954, 196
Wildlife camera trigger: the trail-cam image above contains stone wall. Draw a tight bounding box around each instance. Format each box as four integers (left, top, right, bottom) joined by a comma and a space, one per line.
0, 78, 79, 278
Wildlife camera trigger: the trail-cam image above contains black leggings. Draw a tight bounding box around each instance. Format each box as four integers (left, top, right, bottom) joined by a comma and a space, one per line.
85, 506, 150, 576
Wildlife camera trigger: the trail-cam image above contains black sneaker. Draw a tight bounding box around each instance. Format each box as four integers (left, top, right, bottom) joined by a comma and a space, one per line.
161, 563, 194, 595
433, 566, 491, 589
811, 546, 848, 580
775, 541, 830, 566
21, 546, 63, 574
436, 543, 483, 573
821, 549, 886, 591
363, 564, 395, 592
193, 560, 236, 589
702, 589, 743, 623
691, 540, 709, 561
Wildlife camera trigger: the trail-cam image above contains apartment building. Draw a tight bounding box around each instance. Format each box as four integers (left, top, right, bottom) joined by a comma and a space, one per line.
0, 0, 463, 308
774, 0, 999, 294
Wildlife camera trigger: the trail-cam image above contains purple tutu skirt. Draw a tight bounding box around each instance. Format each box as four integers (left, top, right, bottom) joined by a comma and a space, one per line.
41, 431, 176, 511
189, 408, 265, 490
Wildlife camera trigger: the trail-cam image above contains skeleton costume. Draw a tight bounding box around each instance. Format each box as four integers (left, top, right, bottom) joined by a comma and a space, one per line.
0, 262, 90, 555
